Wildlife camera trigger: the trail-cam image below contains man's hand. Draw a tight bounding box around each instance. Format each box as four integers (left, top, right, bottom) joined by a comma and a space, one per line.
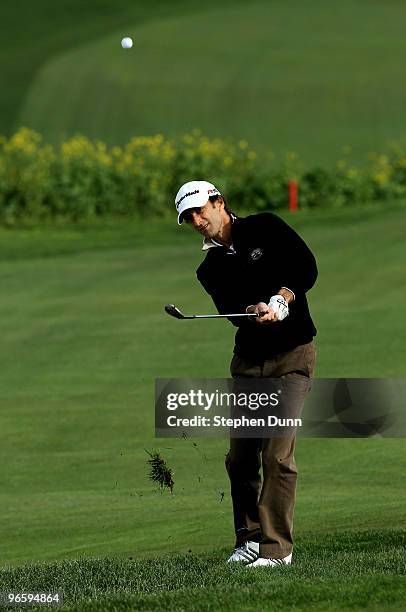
268, 295, 289, 321
246, 302, 278, 324
246, 294, 290, 324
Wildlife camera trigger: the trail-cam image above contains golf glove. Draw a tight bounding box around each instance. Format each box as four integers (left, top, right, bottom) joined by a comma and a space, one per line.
268, 295, 289, 321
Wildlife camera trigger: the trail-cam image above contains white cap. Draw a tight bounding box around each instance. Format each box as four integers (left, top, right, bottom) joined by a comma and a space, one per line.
175, 180, 221, 224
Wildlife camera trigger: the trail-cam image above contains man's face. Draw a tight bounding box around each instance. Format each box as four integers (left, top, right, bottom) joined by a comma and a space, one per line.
182, 199, 224, 239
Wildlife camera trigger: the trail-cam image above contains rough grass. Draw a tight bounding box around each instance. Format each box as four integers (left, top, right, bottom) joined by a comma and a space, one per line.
0, 530, 404, 611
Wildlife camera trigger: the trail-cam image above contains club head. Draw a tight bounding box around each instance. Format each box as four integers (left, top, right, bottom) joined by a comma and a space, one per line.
164, 304, 186, 319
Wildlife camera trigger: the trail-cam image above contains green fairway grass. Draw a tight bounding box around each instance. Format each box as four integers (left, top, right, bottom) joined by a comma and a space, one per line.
0, 203, 405, 608
6, 0, 406, 164
0, 0, 236, 137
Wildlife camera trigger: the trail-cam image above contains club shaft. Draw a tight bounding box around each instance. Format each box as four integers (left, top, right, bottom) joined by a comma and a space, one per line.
189, 313, 258, 319
164, 304, 259, 320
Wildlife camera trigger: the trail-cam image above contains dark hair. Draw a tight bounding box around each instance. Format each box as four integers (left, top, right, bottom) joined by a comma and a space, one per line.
208, 194, 235, 217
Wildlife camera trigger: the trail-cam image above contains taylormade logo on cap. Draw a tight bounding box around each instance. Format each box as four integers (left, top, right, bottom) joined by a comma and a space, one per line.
176, 189, 200, 209
175, 180, 221, 224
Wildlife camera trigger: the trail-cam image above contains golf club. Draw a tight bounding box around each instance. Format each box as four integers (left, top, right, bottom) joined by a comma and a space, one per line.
164, 304, 260, 320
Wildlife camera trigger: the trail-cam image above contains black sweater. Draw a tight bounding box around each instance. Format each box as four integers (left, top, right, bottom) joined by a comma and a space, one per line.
196, 212, 317, 362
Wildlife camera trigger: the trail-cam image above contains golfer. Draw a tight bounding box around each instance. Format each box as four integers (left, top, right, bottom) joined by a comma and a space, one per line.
175, 180, 317, 568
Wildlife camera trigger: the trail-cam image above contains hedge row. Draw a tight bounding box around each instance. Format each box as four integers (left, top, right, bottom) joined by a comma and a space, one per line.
0, 128, 405, 223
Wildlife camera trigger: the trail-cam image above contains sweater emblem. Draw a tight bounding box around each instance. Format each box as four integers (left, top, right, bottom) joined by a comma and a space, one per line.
249, 248, 264, 261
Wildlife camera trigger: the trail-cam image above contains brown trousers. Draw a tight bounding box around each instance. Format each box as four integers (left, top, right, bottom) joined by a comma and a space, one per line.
226, 341, 316, 559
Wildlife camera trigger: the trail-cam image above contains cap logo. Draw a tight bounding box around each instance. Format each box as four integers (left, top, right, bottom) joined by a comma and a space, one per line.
176, 189, 199, 209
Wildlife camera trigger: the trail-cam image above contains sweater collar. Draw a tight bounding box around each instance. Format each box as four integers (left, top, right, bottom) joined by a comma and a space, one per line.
202, 214, 237, 251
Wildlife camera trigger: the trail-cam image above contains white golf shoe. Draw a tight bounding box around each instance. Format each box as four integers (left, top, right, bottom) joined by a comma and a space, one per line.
247, 552, 292, 567
227, 541, 260, 564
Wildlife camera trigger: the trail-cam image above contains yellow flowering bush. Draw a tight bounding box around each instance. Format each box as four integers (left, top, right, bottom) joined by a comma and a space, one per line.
117, 134, 176, 216
54, 135, 117, 218
366, 145, 406, 199
251, 151, 303, 211
0, 128, 405, 224
173, 129, 259, 210
0, 128, 56, 222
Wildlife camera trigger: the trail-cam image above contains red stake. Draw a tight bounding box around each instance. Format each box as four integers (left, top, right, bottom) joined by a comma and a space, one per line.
288, 180, 298, 212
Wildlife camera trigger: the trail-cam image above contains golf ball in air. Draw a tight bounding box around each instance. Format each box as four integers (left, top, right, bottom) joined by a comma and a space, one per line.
121, 37, 133, 49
